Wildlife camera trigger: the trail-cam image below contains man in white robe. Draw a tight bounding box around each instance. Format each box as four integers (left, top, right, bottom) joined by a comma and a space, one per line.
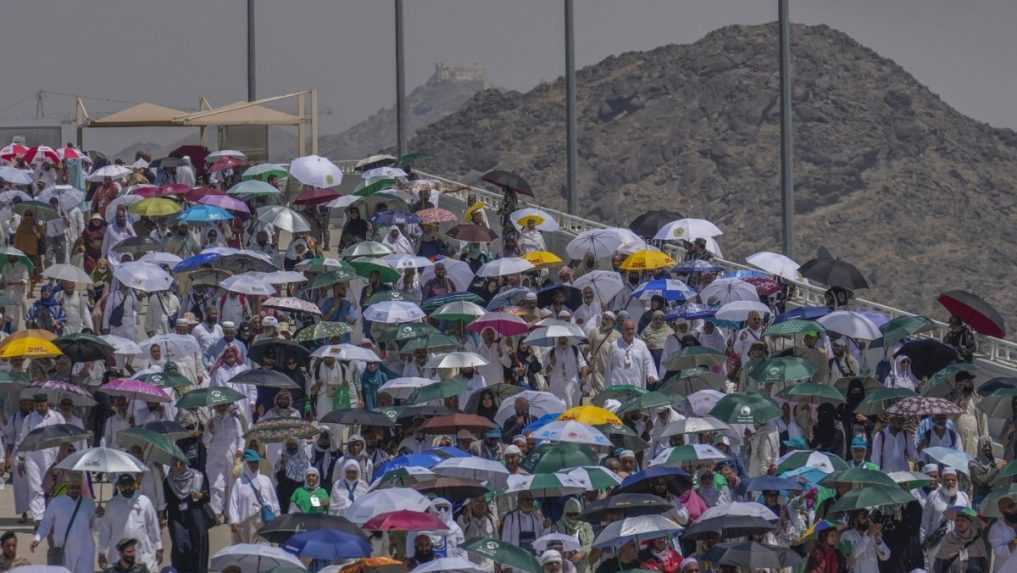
732, 311, 766, 366
870, 416, 917, 472
209, 347, 255, 426
571, 287, 602, 333
260, 391, 304, 468
100, 207, 135, 259
989, 497, 1017, 573
100, 397, 132, 450
1, 259, 30, 331
175, 156, 196, 186
205, 321, 248, 366
55, 280, 92, 334
545, 338, 588, 408
466, 328, 511, 386
203, 403, 246, 517
97, 474, 162, 573
15, 394, 66, 522
227, 449, 280, 543
144, 291, 179, 337
455, 368, 488, 410
192, 307, 224, 355
4, 398, 33, 520
31, 476, 96, 573
920, 467, 971, 567
518, 221, 546, 254
604, 320, 658, 389
103, 283, 140, 341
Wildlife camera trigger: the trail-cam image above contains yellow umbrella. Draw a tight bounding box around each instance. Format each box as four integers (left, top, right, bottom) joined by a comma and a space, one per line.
0, 337, 63, 359
129, 197, 181, 217
0, 329, 58, 354
559, 405, 623, 426
523, 250, 563, 267
619, 249, 673, 271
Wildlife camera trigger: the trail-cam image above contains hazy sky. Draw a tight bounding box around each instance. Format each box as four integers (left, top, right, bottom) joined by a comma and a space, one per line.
2, 0, 1016, 154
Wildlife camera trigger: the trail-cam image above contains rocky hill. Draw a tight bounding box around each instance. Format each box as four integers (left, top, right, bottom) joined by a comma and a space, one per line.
319, 63, 488, 159
408, 23, 1017, 330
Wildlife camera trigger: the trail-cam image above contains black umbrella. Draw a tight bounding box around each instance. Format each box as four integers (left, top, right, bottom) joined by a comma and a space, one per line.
481, 169, 533, 196
320, 408, 399, 427
18, 424, 91, 451
978, 377, 1017, 397
629, 210, 684, 239
54, 333, 115, 363
258, 513, 366, 544
140, 420, 192, 440
895, 339, 959, 380
112, 237, 163, 258
217, 253, 277, 274
799, 254, 869, 290
682, 515, 776, 541
705, 542, 803, 570
938, 290, 1006, 338
249, 340, 310, 366
228, 368, 299, 389
537, 284, 582, 311
580, 493, 672, 522
395, 405, 455, 419
413, 477, 488, 501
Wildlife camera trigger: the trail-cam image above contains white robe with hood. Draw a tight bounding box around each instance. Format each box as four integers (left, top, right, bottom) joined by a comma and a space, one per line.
34, 494, 97, 573
15, 409, 66, 520
382, 227, 415, 256
98, 491, 162, 572
329, 459, 370, 515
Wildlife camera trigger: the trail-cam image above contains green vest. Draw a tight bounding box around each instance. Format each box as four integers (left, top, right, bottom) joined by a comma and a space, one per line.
290, 486, 330, 514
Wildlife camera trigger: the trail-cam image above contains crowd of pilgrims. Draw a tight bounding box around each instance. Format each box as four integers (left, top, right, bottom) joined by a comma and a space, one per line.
0, 145, 1015, 573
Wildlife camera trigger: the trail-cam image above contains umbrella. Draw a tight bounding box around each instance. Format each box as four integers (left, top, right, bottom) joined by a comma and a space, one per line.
432, 457, 509, 487
746, 251, 802, 281
0, 167, 33, 185
114, 262, 173, 292
817, 310, 882, 340
511, 207, 560, 232
416, 207, 458, 224
413, 477, 489, 500
382, 254, 434, 271
424, 352, 489, 370
764, 319, 824, 337
566, 229, 630, 261
446, 224, 498, 243
522, 250, 563, 268
17, 424, 92, 451
262, 297, 321, 316
372, 454, 443, 482
28, 380, 95, 407
682, 514, 777, 541
0, 189, 32, 203
828, 485, 916, 513
653, 218, 723, 241
88, 164, 131, 181
777, 382, 846, 404
129, 197, 181, 217
176, 386, 246, 409
480, 170, 533, 195
289, 155, 343, 188
697, 278, 758, 305
649, 444, 728, 466
350, 259, 400, 283
308, 269, 358, 289
629, 210, 685, 239
887, 471, 932, 490
24, 145, 62, 164
363, 510, 448, 532
337, 558, 406, 573
499, 473, 586, 498
565, 466, 623, 491
977, 485, 1017, 518
140, 333, 201, 358
742, 476, 805, 492
662, 347, 727, 371
258, 513, 364, 544
581, 494, 672, 522
614, 466, 693, 495
15, 201, 59, 221
523, 322, 587, 347
137, 366, 191, 389
776, 450, 848, 474
874, 315, 937, 347
463, 538, 540, 573
894, 339, 960, 379
55, 446, 146, 473
886, 396, 963, 416
536, 283, 583, 310
213, 544, 307, 573
708, 392, 781, 425
715, 300, 771, 322
747, 357, 816, 385
245, 419, 320, 443
257, 206, 310, 233
923, 447, 973, 473
53, 332, 114, 362
226, 368, 299, 389
398, 334, 459, 353
137, 420, 191, 440
419, 414, 495, 434
200, 194, 251, 213
296, 256, 349, 273
494, 391, 566, 425
978, 388, 1017, 418
977, 377, 1017, 397
320, 408, 399, 427
529, 421, 612, 447
420, 257, 475, 293
572, 270, 624, 305
465, 312, 529, 337
658, 368, 725, 397
364, 301, 425, 324
705, 542, 802, 570
312, 344, 383, 363
344, 488, 432, 524
138, 251, 183, 267
560, 405, 623, 426
619, 250, 672, 272
0, 246, 33, 272
99, 334, 142, 356
799, 255, 869, 289
179, 204, 234, 223
243, 163, 289, 181
656, 417, 731, 439
432, 301, 486, 323
228, 180, 280, 197
938, 290, 1006, 338
855, 388, 918, 416
117, 427, 188, 465
42, 263, 92, 284
522, 443, 598, 474
593, 514, 682, 548
99, 379, 171, 403
249, 339, 310, 365
476, 257, 534, 278
616, 391, 683, 415
0, 337, 62, 359
590, 385, 647, 407
629, 279, 696, 303
820, 467, 898, 489
407, 558, 484, 573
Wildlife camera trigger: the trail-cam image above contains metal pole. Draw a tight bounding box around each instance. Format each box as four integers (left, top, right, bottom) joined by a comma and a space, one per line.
395, 0, 406, 157
247, 0, 256, 101
565, 0, 577, 214
779, 0, 793, 257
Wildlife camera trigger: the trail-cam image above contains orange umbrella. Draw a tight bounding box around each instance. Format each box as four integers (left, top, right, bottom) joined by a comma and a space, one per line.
340, 558, 407, 573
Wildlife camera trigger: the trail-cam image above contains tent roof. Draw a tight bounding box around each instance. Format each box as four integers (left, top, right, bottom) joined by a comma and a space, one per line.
176, 102, 301, 126
90, 102, 191, 127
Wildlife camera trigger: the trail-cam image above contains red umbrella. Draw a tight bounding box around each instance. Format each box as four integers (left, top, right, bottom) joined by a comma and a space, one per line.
465, 312, 530, 337
295, 188, 341, 206
23, 145, 60, 165
417, 208, 458, 225
60, 146, 83, 160
745, 276, 782, 297
0, 143, 28, 162
209, 157, 247, 173
160, 183, 192, 196
417, 413, 496, 434
938, 290, 1006, 338
130, 185, 166, 198
363, 510, 448, 532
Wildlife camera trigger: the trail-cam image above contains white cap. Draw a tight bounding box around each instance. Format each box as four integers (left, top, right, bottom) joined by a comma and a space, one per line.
504, 445, 522, 456
539, 551, 562, 566
262, 316, 278, 327
603, 399, 622, 413
619, 450, 636, 460
222, 321, 236, 329
524, 291, 538, 302
941, 467, 958, 477
922, 463, 939, 474
558, 310, 572, 319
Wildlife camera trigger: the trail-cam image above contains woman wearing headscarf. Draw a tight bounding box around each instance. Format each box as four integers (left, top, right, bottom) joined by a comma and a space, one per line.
13, 209, 44, 284
837, 377, 870, 455
404, 497, 465, 559
339, 207, 368, 250
328, 459, 368, 516
382, 226, 414, 256
79, 214, 106, 273
474, 390, 499, 423
810, 403, 845, 456
289, 467, 329, 514
283, 236, 310, 271
555, 498, 595, 573
967, 437, 1000, 506
360, 359, 391, 411
101, 205, 135, 259
640, 310, 674, 372
163, 458, 212, 573
886, 355, 920, 391
274, 436, 310, 513
101, 275, 140, 341
26, 284, 66, 334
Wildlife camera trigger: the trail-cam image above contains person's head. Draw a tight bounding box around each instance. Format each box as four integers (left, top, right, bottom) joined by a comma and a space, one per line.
255, 229, 269, 245
749, 342, 768, 360
348, 207, 360, 220
850, 437, 868, 462
348, 434, 365, 456
889, 416, 905, 432
955, 371, 975, 397
949, 315, 963, 330
285, 355, 299, 371
942, 469, 958, 493
923, 464, 940, 489
67, 475, 83, 499
999, 497, 1017, 525
304, 467, 320, 489
618, 540, 639, 562
820, 527, 839, 547
114, 205, 127, 226
60, 279, 76, 295
540, 550, 562, 573
369, 270, 381, 286
514, 397, 530, 416
746, 311, 764, 330
117, 538, 139, 566
832, 340, 847, 357
518, 490, 536, 511
627, 271, 640, 285
149, 343, 162, 363
954, 509, 975, 534
803, 332, 818, 348
717, 462, 737, 484
651, 477, 669, 497
932, 414, 948, 429
222, 321, 237, 340
763, 490, 780, 507
622, 319, 637, 342
504, 445, 523, 470
204, 306, 218, 325
117, 474, 137, 497
342, 459, 361, 483
581, 286, 595, 306
33, 394, 49, 415
213, 403, 230, 417
0, 531, 16, 560
851, 509, 870, 530
414, 534, 433, 559
275, 390, 292, 410
243, 449, 261, 473
650, 310, 665, 328
601, 311, 617, 332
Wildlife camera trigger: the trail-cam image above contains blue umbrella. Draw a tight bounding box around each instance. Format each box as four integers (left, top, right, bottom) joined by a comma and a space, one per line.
773, 306, 830, 324
179, 204, 234, 223
522, 412, 562, 434
487, 287, 533, 311
173, 252, 220, 273
674, 260, 725, 273
615, 466, 692, 494
722, 269, 768, 280
779, 466, 828, 488
631, 279, 697, 303
282, 529, 371, 561
743, 476, 804, 493
424, 446, 472, 459
666, 303, 716, 321
372, 452, 444, 481
372, 210, 421, 226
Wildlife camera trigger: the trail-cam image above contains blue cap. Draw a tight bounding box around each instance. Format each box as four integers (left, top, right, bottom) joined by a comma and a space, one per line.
783, 436, 808, 450
850, 436, 867, 449
242, 449, 261, 462
485, 428, 502, 439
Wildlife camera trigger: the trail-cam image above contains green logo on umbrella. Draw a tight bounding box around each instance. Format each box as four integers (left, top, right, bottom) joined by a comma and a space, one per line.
325, 174, 334, 185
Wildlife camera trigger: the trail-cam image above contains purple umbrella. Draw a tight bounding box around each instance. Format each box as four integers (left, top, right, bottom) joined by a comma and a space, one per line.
199, 194, 250, 214
30, 380, 97, 406
98, 379, 172, 403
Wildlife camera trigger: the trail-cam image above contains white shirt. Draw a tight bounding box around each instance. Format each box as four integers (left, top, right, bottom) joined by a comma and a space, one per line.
605, 337, 658, 389
329, 478, 369, 516
747, 424, 780, 477
56, 290, 93, 334
101, 223, 135, 258
16, 409, 66, 465
840, 528, 890, 573
176, 165, 196, 186
466, 339, 510, 386
921, 488, 971, 542
203, 413, 246, 469
145, 292, 180, 336
546, 345, 587, 408
732, 326, 764, 365
34, 494, 96, 573
101, 412, 132, 450
457, 373, 488, 409
228, 470, 280, 523
572, 301, 601, 332
870, 427, 917, 472
210, 363, 256, 424
990, 520, 1017, 573
98, 493, 162, 564
192, 322, 224, 354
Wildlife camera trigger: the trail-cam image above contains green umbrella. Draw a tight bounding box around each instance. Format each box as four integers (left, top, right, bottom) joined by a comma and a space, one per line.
658, 368, 724, 395
976, 388, 1017, 418
978, 485, 1017, 518
386, 322, 442, 343
432, 301, 486, 323
0, 371, 30, 385
595, 423, 650, 451
998, 460, 1017, 482
777, 383, 846, 404
373, 467, 436, 488
242, 163, 288, 181
522, 443, 598, 474
652, 444, 728, 465
420, 292, 486, 314
14, 200, 59, 221
764, 319, 825, 337
888, 471, 932, 490
819, 468, 897, 489
296, 257, 354, 274
176, 386, 246, 409
925, 364, 975, 398
498, 473, 586, 498
854, 388, 917, 416
777, 450, 849, 474
408, 379, 467, 404
138, 365, 191, 389
353, 178, 396, 197
400, 333, 460, 353
462, 538, 541, 573
54, 332, 114, 362
662, 346, 727, 371
309, 269, 358, 289
709, 392, 781, 425
567, 466, 623, 490
118, 427, 188, 465
0, 247, 34, 272
592, 385, 647, 406
294, 321, 353, 343
367, 290, 414, 305
748, 357, 816, 385
397, 152, 424, 168
873, 315, 936, 347
350, 259, 400, 283
828, 485, 916, 513
617, 391, 683, 415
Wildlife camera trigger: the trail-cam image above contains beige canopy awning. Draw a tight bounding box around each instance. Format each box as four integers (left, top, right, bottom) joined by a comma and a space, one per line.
174, 101, 301, 127
89, 102, 191, 127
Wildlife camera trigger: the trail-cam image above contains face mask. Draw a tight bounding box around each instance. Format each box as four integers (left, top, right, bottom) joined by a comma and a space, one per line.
286, 445, 298, 454
122, 555, 135, 567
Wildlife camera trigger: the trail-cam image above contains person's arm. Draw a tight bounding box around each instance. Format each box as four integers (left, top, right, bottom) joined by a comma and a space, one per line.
145, 499, 162, 552
31, 503, 55, 548
642, 343, 659, 384
265, 476, 281, 513
870, 431, 883, 469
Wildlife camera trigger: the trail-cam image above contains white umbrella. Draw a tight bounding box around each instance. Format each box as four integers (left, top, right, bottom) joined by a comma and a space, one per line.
221, 274, 276, 296
566, 466, 623, 491
257, 205, 311, 233
105, 194, 143, 222
817, 310, 882, 341
296, 257, 344, 271
573, 270, 625, 305
746, 251, 802, 281
289, 155, 344, 188
87, 164, 131, 182
139, 333, 201, 358
100, 335, 143, 356
378, 377, 437, 400
656, 416, 731, 439
566, 229, 624, 260
649, 444, 728, 466
55, 447, 147, 473
210, 544, 306, 573
529, 421, 612, 447
114, 262, 172, 292
699, 501, 778, 522
311, 343, 382, 362
434, 301, 486, 321
776, 450, 843, 474
687, 389, 726, 416
433, 457, 510, 488
325, 194, 361, 209
361, 166, 407, 181
257, 270, 307, 285
363, 301, 425, 323
425, 351, 488, 370
494, 390, 566, 425
698, 278, 758, 305
42, 263, 92, 284
0, 189, 32, 203
262, 297, 320, 315
0, 166, 33, 185
342, 241, 394, 257
138, 251, 183, 267
511, 207, 560, 232
345, 488, 432, 524
593, 514, 682, 548
533, 533, 582, 553
715, 300, 771, 322
410, 558, 486, 573
476, 257, 535, 278
382, 254, 434, 270
207, 149, 247, 162
653, 218, 723, 241
419, 257, 474, 292
523, 322, 587, 347
38, 185, 84, 211
130, 158, 150, 169
605, 227, 648, 255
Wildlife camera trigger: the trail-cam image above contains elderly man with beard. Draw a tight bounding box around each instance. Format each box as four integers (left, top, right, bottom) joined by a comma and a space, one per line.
604, 319, 658, 389
839, 510, 890, 573
545, 336, 588, 409
922, 468, 971, 567
989, 497, 1017, 573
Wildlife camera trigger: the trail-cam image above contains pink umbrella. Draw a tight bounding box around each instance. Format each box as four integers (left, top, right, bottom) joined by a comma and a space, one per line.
130, 185, 170, 198
362, 510, 449, 532
23, 145, 61, 165
30, 380, 97, 407
60, 146, 83, 160
98, 379, 171, 403
416, 207, 458, 225
465, 311, 530, 337
0, 143, 28, 162
209, 157, 247, 173
160, 183, 192, 196
200, 194, 250, 214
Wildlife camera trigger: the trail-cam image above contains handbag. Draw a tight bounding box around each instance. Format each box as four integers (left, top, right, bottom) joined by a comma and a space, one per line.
243, 472, 276, 524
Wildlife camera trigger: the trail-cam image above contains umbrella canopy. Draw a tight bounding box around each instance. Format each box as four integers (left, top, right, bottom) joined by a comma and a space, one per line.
42, 263, 93, 284
344, 488, 432, 524
619, 250, 672, 272
683, 514, 777, 541
364, 301, 425, 324
593, 514, 682, 548
656, 417, 731, 439
894, 339, 960, 379
245, 419, 320, 443
560, 405, 623, 426
228, 180, 281, 197
820, 467, 898, 490
424, 352, 489, 370
938, 290, 1006, 338
614, 466, 693, 495
747, 357, 816, 385
362, 510, 447, 532
565, 466, 623, 491
416, 207, 458, 225
628, 210, 684, 239
179, 204, 233, 223
978, 388, 1017, 418
447, 224, 497, 243
465, 312, 529, 337
715, 300, 771, 322
777, 382, 846, 404
55, 447, 147, 473
432, 300, 486, 323
529, 421, 612, 447
212, 544, 307, 573
257, 206, 310, 233
776, 450, 848, 474
412, 477, 488, 501
258, 513, 364, 544
764, 319, 824, 337
828, 484, 915, 513
746, 251, 802, 281
53, 332, 114, 362
874, 315, 937, 347
249, 339, 311, 365
499, 473, 586, 498
697, 278, 758, 305
28, 380, 95, 407
129, 197, 181, 217
705, 542, 803, 570
649, 444, 728, 466
0, 337, 62, 359
476, 257, 534, 278
708, 392, 781, 425
799, 255, 869, 289
663, 347, 727, 371
855, 388, 918, 416
113, 262, 173, 292
923, 447, 973, 473
99, 379, 171, 403
817, 310, 882, 340
432, 457, 509, 487
480, 170, 533, 195
200, 194, 250, 213
580, 493, 672, 521
177, 386, 246, 409
289, 155, 343, 188
118, 427, 188, 465
631, 279, 696, 303
17, 424, 92, 451
494, 391, 566, 425
243, 163, 289, 181
522, 443, 598, 474
462, 538, 540, 573
418, 414, 495, 434
653, 218, 722, 241
262, 297, 320, 316
229, 368, 299, 389
886, 396, 963, 417
320, 408, 399, 427
511, 207, 559, 232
